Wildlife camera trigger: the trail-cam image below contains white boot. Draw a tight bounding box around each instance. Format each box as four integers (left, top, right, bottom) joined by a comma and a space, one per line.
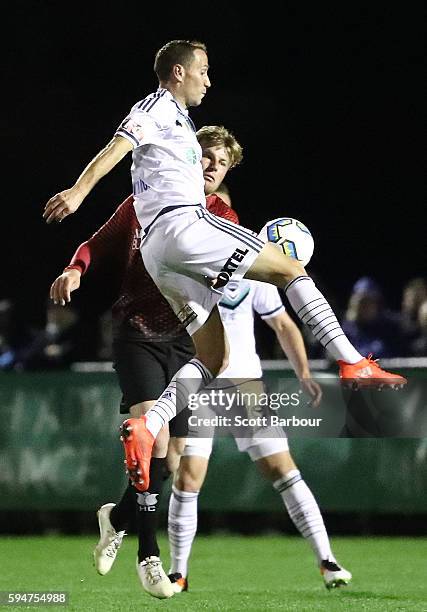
93, 503, 125, 575
136, 556, 174, 599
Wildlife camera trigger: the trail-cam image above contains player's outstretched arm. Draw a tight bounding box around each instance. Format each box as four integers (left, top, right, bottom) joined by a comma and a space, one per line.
49, 194, 134, 307
266, 311, 322, 407
50, 269, 82, 306
43, 136, 132, 224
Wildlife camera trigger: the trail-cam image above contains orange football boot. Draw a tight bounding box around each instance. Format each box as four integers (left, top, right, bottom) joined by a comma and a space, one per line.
168, 573, 188, 593
338, 354, 407, 390
120, 416, 154, 491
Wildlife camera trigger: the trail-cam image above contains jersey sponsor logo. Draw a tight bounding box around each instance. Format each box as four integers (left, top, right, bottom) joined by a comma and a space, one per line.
177, 304, 197, 327
215, 248, 249, 289
136, 492, 159, 512
131, 228, 144, 250
185, 147, 198, 165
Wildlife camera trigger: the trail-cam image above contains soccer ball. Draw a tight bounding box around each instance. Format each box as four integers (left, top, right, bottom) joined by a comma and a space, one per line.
258, 217, 314, 266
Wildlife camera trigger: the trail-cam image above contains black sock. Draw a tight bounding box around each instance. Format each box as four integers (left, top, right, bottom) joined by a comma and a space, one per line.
137, 457, 165, 562
110, 481, 135, 532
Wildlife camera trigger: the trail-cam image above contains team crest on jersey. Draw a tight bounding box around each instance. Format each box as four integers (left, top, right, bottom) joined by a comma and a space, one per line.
220, 281, 250, 310
185, 147, 198, 165
177, 304, 197, 327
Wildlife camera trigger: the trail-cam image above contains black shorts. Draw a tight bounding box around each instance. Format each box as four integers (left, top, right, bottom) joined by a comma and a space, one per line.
113, 326, 195, 437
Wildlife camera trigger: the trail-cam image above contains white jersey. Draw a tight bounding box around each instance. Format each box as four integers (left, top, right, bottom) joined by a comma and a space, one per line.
218, 279, 285, 378
185, 278, 289, 461
115, 88, 205, 231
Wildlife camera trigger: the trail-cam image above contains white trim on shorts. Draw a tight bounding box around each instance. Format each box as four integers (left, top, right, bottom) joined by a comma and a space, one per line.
183, 427, 289, 462
234, 428, 289, 461
183, 437, 213, 459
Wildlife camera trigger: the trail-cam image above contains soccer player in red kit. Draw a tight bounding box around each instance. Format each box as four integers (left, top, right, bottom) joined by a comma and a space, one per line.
50, 125, 242, 599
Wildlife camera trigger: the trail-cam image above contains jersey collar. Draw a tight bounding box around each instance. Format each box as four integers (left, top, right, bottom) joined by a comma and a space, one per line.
157, 87, 189, 116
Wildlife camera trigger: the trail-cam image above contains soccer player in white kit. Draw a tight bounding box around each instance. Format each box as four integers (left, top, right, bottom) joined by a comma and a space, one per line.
167, 278, 352, 592
44, 39, 406, 493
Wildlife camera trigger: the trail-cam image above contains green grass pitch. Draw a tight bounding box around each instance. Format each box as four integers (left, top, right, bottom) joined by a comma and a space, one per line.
0, 535, 426, 611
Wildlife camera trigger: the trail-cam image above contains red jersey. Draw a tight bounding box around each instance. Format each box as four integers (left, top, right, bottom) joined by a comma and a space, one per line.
66, 195, 239, 341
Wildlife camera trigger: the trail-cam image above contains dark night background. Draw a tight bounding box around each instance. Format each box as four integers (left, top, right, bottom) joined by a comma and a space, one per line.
3, 3, 424, 350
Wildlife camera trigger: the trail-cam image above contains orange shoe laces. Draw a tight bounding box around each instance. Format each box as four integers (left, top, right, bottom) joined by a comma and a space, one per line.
365, 354, 386, 372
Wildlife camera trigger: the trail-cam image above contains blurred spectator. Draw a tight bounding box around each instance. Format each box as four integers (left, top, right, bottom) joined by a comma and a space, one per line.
400, 277, 427, 346
15, 302, 80, 369
410, 300, 427, 356
0, 299, 17, 369
341, 276, 406, 358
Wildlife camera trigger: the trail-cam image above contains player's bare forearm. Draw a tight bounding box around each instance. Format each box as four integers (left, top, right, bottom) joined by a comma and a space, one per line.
267, 312, 322, 406
267, 313, 309, 378
277, 326, 310, 380
43, 136, 132, 224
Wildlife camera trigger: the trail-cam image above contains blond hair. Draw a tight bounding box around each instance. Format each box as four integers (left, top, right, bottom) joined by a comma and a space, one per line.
196, 125, 243, 168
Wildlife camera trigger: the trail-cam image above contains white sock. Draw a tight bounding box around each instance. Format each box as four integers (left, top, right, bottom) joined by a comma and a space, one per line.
285, 276, 362, 363
145, 358, 213, 438
168, 485, 199, 577
274, 469, 335, 565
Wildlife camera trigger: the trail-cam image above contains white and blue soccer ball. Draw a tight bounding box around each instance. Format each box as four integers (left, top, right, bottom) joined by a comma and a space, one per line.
258, 217, 314, 267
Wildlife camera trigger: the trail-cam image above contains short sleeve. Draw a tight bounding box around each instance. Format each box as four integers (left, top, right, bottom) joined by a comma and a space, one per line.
115, 110, 163, 148
252, 281, 285, 320
115, 96, 172, 148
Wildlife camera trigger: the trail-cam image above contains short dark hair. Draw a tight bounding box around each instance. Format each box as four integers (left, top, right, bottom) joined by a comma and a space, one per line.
154, 40, 207, 82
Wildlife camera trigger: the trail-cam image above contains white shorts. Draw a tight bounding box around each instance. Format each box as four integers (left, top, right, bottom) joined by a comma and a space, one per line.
141, 206, 265, 335
184, 377, 289, 460
183, 428, 289, 461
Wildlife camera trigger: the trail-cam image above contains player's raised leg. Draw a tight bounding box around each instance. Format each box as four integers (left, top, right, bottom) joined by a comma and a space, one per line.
245, 242, 406, 388
121, 306, 228, 491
